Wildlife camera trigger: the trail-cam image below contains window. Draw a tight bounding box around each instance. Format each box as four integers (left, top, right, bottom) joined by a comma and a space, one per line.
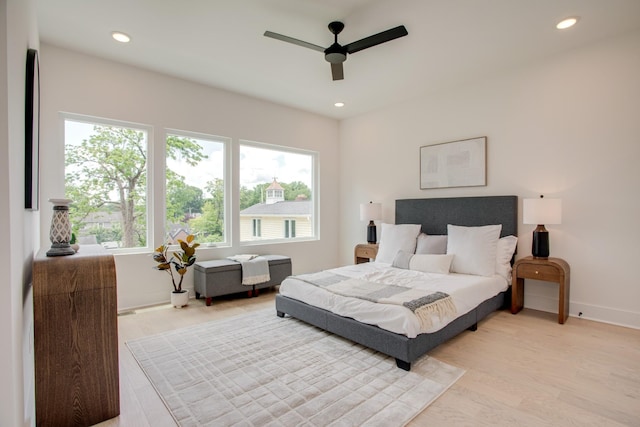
165, 131, 228, 247
64, 116, 150, 250
252, 219, 262, 237
63, 116, 317, 251
239, 142, 316, 243
284, 219, 296, 238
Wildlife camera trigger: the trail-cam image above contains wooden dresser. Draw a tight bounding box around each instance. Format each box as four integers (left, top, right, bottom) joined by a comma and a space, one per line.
33, 245, 120, 426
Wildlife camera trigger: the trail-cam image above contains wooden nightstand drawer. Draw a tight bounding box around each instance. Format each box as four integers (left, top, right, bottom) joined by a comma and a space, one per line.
517, 263, 559, 281
354, 244, 378, 264
358, 246, 377, 259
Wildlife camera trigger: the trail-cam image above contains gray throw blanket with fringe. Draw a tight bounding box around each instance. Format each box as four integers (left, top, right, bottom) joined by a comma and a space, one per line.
227, 255, 270, 285
294, 271, 457, 330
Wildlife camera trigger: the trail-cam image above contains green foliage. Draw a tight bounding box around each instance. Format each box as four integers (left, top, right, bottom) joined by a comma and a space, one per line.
152, 234, 200, 292
166, 169, 204, 223
239, 183, 268, 209
84, 224, 123, 245
166, 135, 206, 165
238, 181, 311, 210
189, 178, 224, 242
282, 181, 312, 201
66, 127, 205, 248
65, 125, 147, 248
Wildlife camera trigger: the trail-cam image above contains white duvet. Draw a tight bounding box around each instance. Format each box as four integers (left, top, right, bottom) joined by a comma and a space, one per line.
278, 262, 508, 338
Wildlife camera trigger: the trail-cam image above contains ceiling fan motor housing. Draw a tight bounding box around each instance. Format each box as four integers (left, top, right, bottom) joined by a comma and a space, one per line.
325, 43, 347, 63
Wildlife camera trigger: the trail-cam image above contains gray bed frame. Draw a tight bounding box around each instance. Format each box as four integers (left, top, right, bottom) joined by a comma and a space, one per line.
276, 195, 518, 370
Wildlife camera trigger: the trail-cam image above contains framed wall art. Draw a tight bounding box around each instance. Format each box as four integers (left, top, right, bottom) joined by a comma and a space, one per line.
25, 48, 40, 210
420, 136, 486, 190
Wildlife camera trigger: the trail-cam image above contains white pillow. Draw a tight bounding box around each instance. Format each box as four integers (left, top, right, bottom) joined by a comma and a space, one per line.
375, 223, 421, 264
415, 233, 448, 254
409, 254, 454, 274
495, 235, 518, 282
447, 224, 502, 276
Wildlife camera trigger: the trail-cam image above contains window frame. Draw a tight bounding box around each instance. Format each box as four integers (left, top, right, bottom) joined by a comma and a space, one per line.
60, 115, 321, 254
163, 128, 231, 249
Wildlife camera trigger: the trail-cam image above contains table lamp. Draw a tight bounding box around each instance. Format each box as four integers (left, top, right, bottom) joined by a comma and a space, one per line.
523, 195, 562, 259
360, 201, 382, 244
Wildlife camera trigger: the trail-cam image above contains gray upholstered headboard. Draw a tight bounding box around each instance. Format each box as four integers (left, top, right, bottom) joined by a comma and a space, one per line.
395, 195, 518, 237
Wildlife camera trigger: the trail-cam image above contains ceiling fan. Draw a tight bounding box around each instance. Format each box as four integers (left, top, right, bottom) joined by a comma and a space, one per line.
264, 21, 408, 81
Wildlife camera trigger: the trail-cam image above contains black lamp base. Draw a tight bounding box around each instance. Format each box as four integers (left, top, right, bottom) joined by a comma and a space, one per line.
367, 221, 377, 244
532, 225, 549, 259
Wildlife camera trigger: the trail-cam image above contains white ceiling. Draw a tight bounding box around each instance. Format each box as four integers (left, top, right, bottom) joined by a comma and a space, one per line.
37, 0, 640, 119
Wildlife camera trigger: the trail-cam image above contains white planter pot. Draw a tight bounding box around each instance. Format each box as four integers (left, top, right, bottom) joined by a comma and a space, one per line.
171, 290, 189, 308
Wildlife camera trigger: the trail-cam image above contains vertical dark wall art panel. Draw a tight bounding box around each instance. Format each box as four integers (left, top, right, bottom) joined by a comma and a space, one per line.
25, 48, 40, 210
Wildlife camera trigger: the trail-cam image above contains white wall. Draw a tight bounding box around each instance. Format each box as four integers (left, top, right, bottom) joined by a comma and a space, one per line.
1, 0, 39, 425
339, 30, 640, 329
39, 44, 340, 310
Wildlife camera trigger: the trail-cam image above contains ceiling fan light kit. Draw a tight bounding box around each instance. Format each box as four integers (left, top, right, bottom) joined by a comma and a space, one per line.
264, 21, 408, 81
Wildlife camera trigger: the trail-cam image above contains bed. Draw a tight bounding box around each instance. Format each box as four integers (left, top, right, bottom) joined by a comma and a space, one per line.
276, 195, 518, 370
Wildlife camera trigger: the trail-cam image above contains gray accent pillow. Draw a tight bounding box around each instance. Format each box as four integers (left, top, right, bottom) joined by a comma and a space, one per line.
391, 250, 413, 269
415, 233, 448, 254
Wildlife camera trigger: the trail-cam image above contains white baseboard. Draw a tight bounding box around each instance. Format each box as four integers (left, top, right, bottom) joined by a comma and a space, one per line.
524, 294, 640, 330
118, 286, 195, 313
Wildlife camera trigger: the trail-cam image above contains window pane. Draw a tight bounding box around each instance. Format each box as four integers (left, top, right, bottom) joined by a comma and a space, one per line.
239, 143, 315, 242
252, 219, 261, 237
166, 132, 226, 246
64, 118, 148, 249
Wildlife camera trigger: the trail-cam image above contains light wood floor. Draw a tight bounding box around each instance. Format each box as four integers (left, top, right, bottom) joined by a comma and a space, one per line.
97, 289, 640, 426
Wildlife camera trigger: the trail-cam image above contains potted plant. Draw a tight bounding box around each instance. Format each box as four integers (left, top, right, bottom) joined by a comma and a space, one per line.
152, 234, 199, 307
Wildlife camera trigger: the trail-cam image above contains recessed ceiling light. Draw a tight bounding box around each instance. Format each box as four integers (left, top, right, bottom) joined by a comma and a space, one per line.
334, 102, 345, 107
112, 31, 131, 43
556, 17, 579, 30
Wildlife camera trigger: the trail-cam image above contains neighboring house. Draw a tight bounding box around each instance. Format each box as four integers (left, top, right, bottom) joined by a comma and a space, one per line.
74, 211, 122, 248
80, 211, 121, 230
240, 179, 312, 240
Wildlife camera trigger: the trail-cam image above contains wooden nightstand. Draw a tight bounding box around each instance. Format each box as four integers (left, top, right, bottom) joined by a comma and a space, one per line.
511, 256, 571, 324
354, 243, 378, 264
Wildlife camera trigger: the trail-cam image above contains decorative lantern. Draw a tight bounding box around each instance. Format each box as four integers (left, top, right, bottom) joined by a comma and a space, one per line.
46, 198, 76, 257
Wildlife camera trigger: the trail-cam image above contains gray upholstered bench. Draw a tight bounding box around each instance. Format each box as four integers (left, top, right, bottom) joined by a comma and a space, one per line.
193, 255, 292, 306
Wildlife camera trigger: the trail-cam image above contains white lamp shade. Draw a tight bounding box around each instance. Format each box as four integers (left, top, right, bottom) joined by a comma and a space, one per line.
360, 202, 382, 221
523, 198, 562, 225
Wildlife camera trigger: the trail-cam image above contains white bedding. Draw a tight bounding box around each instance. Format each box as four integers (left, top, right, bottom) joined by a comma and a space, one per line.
279, 262, 508, 338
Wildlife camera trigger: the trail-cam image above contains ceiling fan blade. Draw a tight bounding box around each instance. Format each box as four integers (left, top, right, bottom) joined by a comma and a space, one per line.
264, 31, 325, 52
345, 25, 408, 54
331, 63, 344, 81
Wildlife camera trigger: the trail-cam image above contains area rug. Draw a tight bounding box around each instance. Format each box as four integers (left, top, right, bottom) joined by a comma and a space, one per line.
126, 308, 464, 426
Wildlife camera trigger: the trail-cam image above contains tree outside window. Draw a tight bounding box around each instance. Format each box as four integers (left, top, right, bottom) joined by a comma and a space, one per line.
166, 132, 228, 246
65, 120, 150, 249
